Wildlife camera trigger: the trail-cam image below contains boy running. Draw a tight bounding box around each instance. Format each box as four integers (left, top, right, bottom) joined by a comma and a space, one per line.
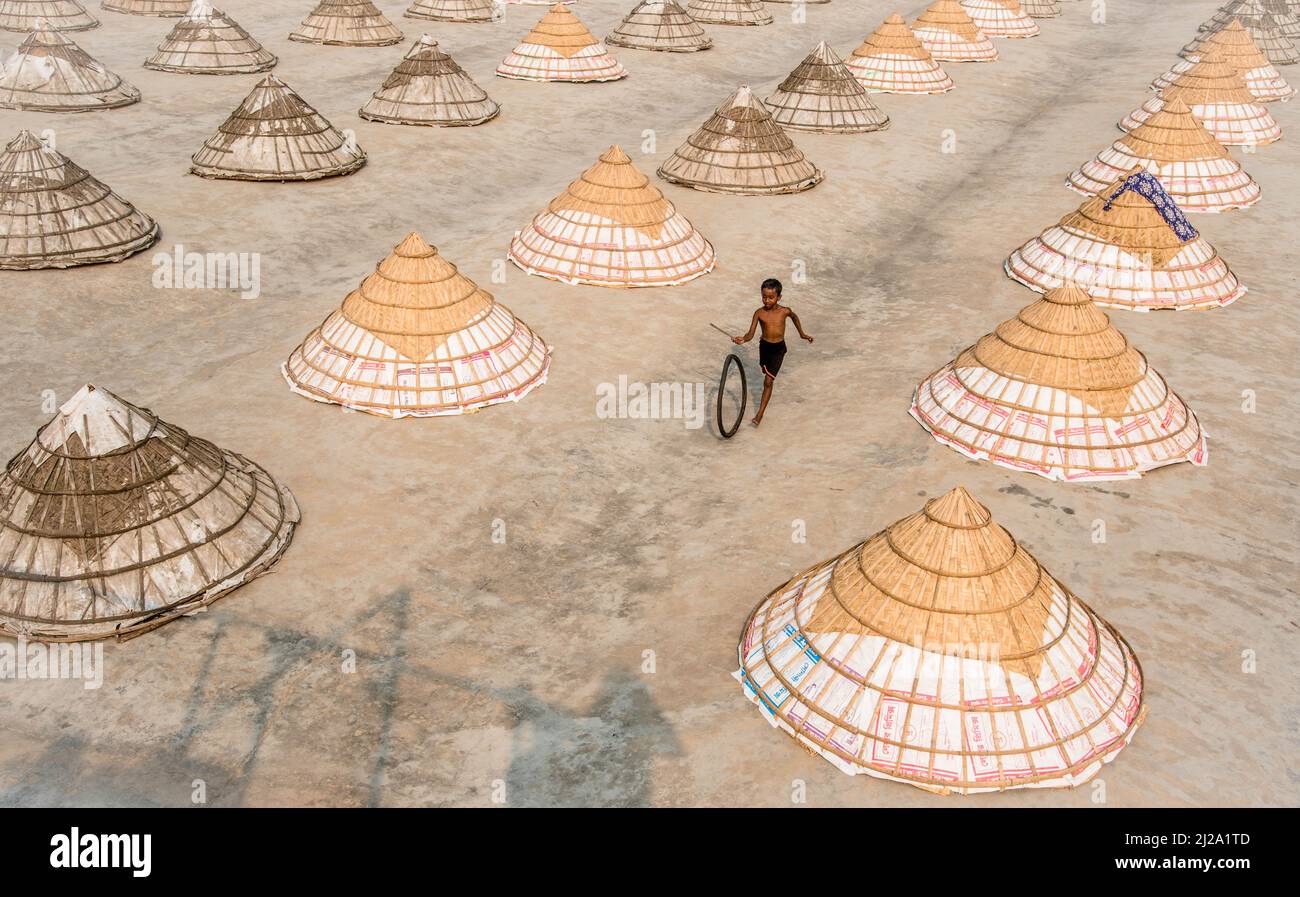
733, 278, 813, 427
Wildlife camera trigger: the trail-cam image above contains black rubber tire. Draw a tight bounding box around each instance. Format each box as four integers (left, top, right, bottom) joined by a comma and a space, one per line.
717, 353, 747, 439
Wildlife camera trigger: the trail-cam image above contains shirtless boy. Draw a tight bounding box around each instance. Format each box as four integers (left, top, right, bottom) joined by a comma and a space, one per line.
733, 278, 813, 427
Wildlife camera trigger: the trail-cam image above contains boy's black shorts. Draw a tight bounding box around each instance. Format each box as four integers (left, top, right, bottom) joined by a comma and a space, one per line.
760, 340, 787, 378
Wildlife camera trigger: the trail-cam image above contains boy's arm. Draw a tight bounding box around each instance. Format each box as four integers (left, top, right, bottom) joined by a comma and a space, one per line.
734, 311, 760, 344
789, 310, 813, 343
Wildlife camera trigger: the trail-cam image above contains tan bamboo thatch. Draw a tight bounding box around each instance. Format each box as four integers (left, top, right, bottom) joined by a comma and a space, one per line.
405, 0, 501, 22
102, 0, 190, 14
961, 0, 1038, 37
911, 286, 1207, 481
1068, 98, 1260, 213
1006, 167, 1245, 311
1160, 19, 1294, 102
283, 232, 551, 418
0, 129, 158, 269
191, 75, 366, 181
685, 0, 771, 26
846, 14, 955, 94
145, 1, 276, 75
497, 4, 626, 81
914, 0, 997, 62
0, 23, 140, 111
605, 1, 712, 53
290, 0, 403, 46
1185, 3, 1299, 66
764, 42, 890, 134
360, 35, 499, 126
1120, 52, 1281, 145
509, 144, 715, 287
0, 1, 98, 32
1020, 0, 1060, 16
1202, 0, 1300, 40
0, 384, 300, 642
736, 486, 1146, 795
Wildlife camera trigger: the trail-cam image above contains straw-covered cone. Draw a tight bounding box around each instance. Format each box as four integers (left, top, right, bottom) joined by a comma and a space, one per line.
0, 130, 158, 269
0, 384, 299, 642
145, 1, 276, 75
497, 4, 626, 82
289, 0, 403, 46
508, 145, 715, 287
191, 75, 365, 180
1006, 167, 1245, 311
960, 0, 1039, 38
914, 0, 997, 62
103, 0, 191, 13
846, 13, 954, 94
1202, 0, 1300, 40
1160, 19, 1295, 102
765, 42, 890, 133
1121, 53, 1280, 145
360, 35, 499, 126
1020, 0, 1061, 16
405, 0, 501, 22
605, 0, 711, 53
735, 486, 1146, 795
0, 1, 98, 32
1068, 98, 1260, 212
0, 24, 140, 111
685, 0, 771, 26
283, 233, 551, 418
910, 286, 1207, 481
657, 85, 823, 194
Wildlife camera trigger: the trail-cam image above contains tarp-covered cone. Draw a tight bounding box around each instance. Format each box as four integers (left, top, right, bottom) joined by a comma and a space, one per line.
1006, 168, 1245, 311
0, 24, 140, 111
734, 486, 1146, 794
289, 0, 403, 46
765, 42, 890, 133
961, 0, 1039, 38
0, 385, 300, 642
1159, 19, 1295, 102
605, 0, 712, 53
104, 0, 191, 13
191, 75, 365, 180
0, 1, 97, 32
914, 0, 997, 62
497, 4, 626, 81
685, 0, 771, 26
1069, 98, 1260, 212
1184, 9, 1299, 67
405, 0, 502, 22
1202, 0, 1300, 40
145, 1, 276, 74
508, 144, 715, 287
846, 13, 954, 95
910, 286, 1207, 481
283, 233, 551, 418
360, 35, 499, 126
0, 130, 158, 269
1020, 0, 1061, 16
1121, 53, 1280, 145
657, 85, 823, 194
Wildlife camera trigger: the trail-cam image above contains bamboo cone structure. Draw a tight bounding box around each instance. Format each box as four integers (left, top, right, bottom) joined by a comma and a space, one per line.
405, 0, 501, 22
1068, 98, 1260, 213
0, 1, 98, 32
1020, 0, 1060, 16
846, 13, 955, 94
145, 1, 276, 75
1159, 19, 1295, 102
504, 0, 572, 4
0, 23, 140, 111
0, 129, 158, 269
102, 0, 189, 13
1120, 52, 1280, 145
961, 0, 1038, 38
508, 145, 716, 287
190, 75, 366, 181
605, 0, 712, 53
765, 42, 890, 133
496, 4, 626, 82
914, 0, 997, 62
289, 0, 403, 47
685, 0, 771, 27
1006, 168, 1245, 311
1185, 2, 1299, 66
657, 85, 823, 194
1202, 0, 1300, 40
910, 286, 1207, 481
0, 385, 299, 642
360, 35, 499, 126
735, 486, 1146, 795
283, 233, 551, 418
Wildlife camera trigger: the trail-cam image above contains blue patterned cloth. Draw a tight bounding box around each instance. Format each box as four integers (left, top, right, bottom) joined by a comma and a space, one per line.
1102, 170, 1198, 242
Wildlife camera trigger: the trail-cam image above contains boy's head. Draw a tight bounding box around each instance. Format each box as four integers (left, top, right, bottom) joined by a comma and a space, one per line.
760, 278, 782, 308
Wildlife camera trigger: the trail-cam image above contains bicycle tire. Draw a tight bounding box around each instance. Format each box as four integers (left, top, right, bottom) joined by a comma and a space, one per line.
717, 353, 747, 439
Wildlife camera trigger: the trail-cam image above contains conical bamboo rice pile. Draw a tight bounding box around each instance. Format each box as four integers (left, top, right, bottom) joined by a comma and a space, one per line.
145, 1, 276, 75
1202, 0, 1300, 40
405, 0, 501, 22
103, 0, 191, 13
657, 85, 823, 194
1120, 53, 1280, 145
0, 384, 299, 642
764, 42, 890, 133
191, 75, 366, 180
1159, 19, 1295, 102
283, 232, 551, 418
910, 286, 1207, 481
497, 4, 626, 82
1068, 98, 1260, 212
289, 0, 403, 47
735, 486, 1146, 795
961, 0, 1039, 38
0, 1, 98, 32
508, 145, 715, 287
1020, 0, 1060, 16
1185, 4, 1299, 66
914, 0, 997, 62
846, 13, 955, 94
685, 0, 771, 27
360, 35, 499, 126
605, 1, 711, 53
0, 129, 158, 269
1006, 168, 1245, 311
0, 24, 140, 111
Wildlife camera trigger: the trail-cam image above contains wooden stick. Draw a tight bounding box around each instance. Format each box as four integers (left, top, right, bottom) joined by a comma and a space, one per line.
710, 322, 736, 340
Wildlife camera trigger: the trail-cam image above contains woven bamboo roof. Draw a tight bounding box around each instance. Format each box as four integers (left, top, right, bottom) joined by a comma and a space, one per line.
103, 0, 190, 13
606, 0, 712, 53
847, 14, 954, 94
0, 23, 140, 111
0, 129, 158, 269
509, 144, 715, 287
497, 4, 626, 81
961, 0, 1039, 38
1185, 6, 1300, 64
1164, 20, 1295, 101
0, 1, 98, 32
145, 1, 276, 74
283, 232, 551, 418
685, 0, 771, 26
914, 0, 997, 61
1122, 53, 1280, 145
0, 384, 300, 642
765, 42, 890, 134
1203, 0, 1300, 39
290, 0, 403, 46
405, 0, 501, 22
1020, 0, 1060, 16
360, 35, 499, 126
736, 486, 1146, 794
